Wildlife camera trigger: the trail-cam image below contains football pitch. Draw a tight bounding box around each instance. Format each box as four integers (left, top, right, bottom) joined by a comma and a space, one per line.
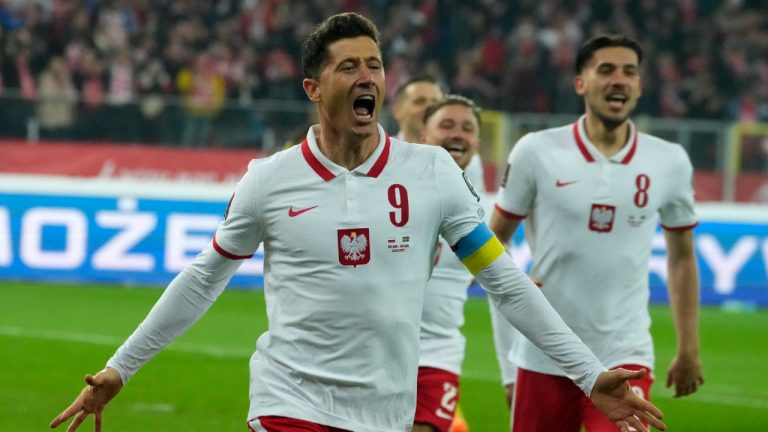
1, 281, 766, 431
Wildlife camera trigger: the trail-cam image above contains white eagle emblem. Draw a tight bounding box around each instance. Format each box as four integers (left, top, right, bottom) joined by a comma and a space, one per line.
591, 206, 614, 229
341, 232, 368, 261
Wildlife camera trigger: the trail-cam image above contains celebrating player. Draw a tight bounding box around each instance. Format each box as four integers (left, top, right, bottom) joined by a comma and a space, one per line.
490, 34, 704, 431
51, 16, 666, 432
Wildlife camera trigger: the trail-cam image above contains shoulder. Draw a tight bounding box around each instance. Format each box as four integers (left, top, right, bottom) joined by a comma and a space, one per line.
388, 137, 447, 170
515, 124, 571, 151
637, 132, 691, 165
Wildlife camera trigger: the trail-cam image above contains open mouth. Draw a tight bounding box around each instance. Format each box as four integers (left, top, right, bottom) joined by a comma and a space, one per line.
443, 140, 467, 158
605, 93, 628, 110
353, 95, 375, 120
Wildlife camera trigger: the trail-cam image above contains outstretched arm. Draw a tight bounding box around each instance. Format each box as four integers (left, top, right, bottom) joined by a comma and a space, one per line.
451, 222, 665, 431
664, 228, 704, 397
50, 244, 244, 431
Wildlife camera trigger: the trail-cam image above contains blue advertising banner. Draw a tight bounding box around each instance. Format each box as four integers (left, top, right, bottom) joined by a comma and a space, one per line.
0, 192, 264, 288
0, 190, 766, 305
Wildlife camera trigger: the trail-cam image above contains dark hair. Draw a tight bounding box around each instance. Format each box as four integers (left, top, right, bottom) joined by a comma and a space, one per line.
393, 74, 440, 103
574, 35, 643, 74
301, 13, 381, 79
422, 94, 482, 128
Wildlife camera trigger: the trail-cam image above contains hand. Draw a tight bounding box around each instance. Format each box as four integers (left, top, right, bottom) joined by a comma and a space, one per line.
667, 353, 704, 397
50, 368, 123, 432
590, 368, 666, 432
503, 383, 515, 409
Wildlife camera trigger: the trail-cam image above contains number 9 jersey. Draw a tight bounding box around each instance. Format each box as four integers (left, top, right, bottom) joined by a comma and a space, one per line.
215, 125, 485, 432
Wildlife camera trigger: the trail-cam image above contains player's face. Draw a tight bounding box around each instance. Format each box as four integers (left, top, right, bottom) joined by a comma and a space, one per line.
394, 82, 443, 139
422, 104, 480, 170
574, 46, 642, 129
311, 36, 385, 140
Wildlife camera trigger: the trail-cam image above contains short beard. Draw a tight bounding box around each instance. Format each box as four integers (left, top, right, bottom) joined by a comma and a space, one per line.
594, 111, 628, 131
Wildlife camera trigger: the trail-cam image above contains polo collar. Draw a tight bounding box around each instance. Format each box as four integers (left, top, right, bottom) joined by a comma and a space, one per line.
301, 124, 391, 181
572, 115, 638, 164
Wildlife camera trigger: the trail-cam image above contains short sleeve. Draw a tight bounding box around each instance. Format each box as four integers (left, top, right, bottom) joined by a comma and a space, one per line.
659, 146, 698, 229
436, 151, 485, 246
212, 160, 265, 259
495, 134, 537, 218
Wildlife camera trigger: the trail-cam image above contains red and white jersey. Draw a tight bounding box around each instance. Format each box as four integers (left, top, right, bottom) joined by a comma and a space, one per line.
494, 116, 697, 376
419, 154, 485, 374
215, 125, 484, 431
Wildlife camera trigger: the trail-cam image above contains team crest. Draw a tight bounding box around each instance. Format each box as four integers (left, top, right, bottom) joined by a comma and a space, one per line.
589, 204, 615, 233
338, 228, 371, 266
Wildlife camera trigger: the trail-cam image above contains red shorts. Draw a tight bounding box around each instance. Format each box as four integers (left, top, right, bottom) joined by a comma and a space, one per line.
249, 416, 350, 432
512, 365, 653, 432
414, 367, 460, 432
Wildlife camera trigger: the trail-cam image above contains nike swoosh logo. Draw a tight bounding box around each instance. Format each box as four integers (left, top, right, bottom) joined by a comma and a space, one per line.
288, 205, 319, 217
556, 180, 578, 187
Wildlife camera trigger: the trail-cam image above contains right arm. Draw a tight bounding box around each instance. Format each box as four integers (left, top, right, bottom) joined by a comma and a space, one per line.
51, 161, 265, 431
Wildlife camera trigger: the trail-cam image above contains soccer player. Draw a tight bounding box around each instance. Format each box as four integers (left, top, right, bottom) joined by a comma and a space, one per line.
489, 34, 704, 431
51, 16, 666, 432
392, 75, 444, 144
412, 94, 483, 432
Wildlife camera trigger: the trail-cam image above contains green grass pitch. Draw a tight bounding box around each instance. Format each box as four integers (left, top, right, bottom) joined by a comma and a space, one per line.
1, 281, 766, 431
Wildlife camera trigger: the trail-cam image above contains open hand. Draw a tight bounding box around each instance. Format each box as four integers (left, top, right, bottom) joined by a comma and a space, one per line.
591, 368, 666, 432
50, 368, 123, 432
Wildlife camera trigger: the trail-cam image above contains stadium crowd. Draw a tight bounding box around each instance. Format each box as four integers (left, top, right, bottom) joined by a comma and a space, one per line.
0, 0, 766, 144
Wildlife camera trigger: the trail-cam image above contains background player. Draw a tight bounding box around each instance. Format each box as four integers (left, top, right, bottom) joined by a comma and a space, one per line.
412, 94, 484, 432
490, 34, 704, 431
51, 17, 666, 432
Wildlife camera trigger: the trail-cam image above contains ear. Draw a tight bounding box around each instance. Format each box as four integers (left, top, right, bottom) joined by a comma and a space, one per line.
303, 78, 320, 103
573, 75, 586, 96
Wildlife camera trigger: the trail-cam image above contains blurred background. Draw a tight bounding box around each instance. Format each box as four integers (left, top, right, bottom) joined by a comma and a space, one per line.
0, 0, 767, 200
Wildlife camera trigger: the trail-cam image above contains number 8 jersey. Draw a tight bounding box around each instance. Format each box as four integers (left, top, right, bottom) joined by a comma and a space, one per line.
494, 115, 698, 377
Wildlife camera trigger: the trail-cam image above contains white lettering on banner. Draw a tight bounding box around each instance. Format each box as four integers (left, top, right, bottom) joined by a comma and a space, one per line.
93, 211, 157, 271
697, 234, 758, 295
648, 233, 668, 283
165, 214, 220, 272
21, 208, 87, 269
164, 214, 263, 275
763, 239, 768, 283
0, 208, 11, 266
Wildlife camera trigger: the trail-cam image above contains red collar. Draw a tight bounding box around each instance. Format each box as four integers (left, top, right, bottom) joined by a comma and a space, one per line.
572, 119, 637, 164
301, 132, 391, 181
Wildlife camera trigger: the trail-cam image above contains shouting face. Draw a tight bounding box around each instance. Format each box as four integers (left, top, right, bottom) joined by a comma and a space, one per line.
574, 46, 642, 130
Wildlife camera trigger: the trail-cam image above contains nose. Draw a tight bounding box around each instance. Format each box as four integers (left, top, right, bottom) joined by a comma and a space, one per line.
357, 65, 374, 85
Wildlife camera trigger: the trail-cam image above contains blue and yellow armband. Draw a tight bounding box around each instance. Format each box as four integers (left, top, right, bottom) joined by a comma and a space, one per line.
451, 223, 505, 274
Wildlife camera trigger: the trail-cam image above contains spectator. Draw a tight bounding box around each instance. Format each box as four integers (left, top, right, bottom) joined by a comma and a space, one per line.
36, 55, 77, 140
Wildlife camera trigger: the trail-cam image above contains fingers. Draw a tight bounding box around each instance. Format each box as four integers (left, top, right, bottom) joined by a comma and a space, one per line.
624, 415, 648, 432
66, 410, 88, 432
95, 411, 102, 432
634, 408, 666, 431
84, 374, 98, 386
50, 392, 86, 428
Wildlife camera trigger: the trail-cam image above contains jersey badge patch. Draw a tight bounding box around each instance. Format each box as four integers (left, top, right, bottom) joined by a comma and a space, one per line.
387, 235, 411, 253
338, 228, 371, 266
462, 172, 480, 202
589, 204, 615, 233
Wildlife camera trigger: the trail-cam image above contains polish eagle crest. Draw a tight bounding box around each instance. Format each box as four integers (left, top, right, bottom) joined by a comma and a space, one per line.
341, 231, 368, 261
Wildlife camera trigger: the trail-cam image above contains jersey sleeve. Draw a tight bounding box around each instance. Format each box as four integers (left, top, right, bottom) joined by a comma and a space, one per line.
488, 298, 520, 385
659, 146, 698, 230
495, 133, 537, 218
436, 150, 486, 247
212, 159, 265, 258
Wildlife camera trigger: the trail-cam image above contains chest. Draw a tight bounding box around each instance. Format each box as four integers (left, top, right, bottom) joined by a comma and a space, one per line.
261, 173, 439, 265
536, 154, 670, 233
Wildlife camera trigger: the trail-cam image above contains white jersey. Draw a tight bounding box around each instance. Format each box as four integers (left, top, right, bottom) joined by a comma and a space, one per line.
418, 154, 485, 374
494, 115, 697, 376
108, 124, 607, 432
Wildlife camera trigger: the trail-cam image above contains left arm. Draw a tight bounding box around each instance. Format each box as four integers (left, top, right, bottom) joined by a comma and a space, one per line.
664, 228, 704, 397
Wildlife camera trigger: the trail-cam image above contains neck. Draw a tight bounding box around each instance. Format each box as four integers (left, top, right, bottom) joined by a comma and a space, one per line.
316, 123, 380, 170
583, 114, 631, 158
401, 128, 420, 144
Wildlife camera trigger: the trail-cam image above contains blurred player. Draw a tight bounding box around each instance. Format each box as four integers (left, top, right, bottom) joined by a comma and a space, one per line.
490, 34, 704, 432
411, 94, 482, 432
392, 75, 443, 144
51, 17, 666, 432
